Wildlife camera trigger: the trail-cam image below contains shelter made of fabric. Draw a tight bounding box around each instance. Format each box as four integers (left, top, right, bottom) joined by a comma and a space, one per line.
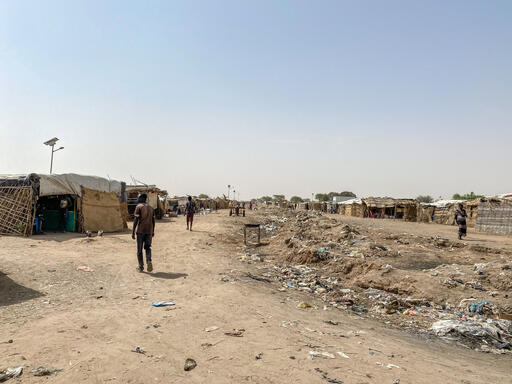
80, 187, 124, 232
363, 197, 416, 208
39, 173, 122, 197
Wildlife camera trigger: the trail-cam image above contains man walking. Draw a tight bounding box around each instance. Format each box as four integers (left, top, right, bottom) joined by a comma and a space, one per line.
132, 193, 155, 272
186, 196, 195, 231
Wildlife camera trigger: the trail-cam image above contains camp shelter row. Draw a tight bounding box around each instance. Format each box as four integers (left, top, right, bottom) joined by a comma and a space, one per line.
165, 197, 230, 214
0, 173, 169, 236
125, 185, 168, 220
297, 196, 512, 235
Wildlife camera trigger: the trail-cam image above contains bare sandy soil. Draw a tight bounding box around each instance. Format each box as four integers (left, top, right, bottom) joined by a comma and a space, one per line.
1, 210, 511, 384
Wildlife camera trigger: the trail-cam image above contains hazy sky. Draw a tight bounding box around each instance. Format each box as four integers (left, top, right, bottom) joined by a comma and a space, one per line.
1, 0, 511, 200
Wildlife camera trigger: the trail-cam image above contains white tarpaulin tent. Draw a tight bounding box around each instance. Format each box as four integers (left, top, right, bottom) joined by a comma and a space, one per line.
338, 198, 362, 205
38, 174, 122, 197
0, 173, 122, 197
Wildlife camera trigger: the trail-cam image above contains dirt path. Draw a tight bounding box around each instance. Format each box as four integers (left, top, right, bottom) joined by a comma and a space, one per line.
1, 211, 511, 383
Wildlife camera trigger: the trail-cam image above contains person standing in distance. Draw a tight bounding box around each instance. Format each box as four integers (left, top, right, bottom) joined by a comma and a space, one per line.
132, 193, 155, 272
186, 196, 196, 231
454, 203, 467, 240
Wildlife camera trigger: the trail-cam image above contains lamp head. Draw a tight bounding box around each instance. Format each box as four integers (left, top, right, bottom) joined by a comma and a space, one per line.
44, 137, 59, 146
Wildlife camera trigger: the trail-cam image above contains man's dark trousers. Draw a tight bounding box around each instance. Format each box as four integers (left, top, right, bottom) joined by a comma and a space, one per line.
136, 233, 152, 267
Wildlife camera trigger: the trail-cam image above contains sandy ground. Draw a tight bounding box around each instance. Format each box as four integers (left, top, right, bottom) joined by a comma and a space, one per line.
1, 210, 511, 384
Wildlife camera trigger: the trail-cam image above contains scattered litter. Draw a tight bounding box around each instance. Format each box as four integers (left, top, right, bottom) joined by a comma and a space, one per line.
131, 346, 145, 354
225, 329, 245, 337
309, 351, 336, 359
297, 301, 312, 309
349, 305, 367, 314
255, 352, 263, 360
337, 351, 350, 359
386, 364, 400, 369
77, 265, 93, 272
0, 366, 23, 382
184, 358, 197, 371
245, 272, 272, 283
281, 321, 298, 328
32, 366, 62, 376
48, 269, 56, 272
469, 301, 489, 315
402, 309, 417, 316
204, 326, 219, 332
152, 301, 175, 307
431, 319, 511, 350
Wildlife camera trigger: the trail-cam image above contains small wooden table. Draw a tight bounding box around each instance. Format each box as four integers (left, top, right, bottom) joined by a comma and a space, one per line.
244, 223, 261, 245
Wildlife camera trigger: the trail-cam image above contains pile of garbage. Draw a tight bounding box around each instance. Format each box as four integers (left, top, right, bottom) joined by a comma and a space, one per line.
245, 208, 512, 353
432, 319, 512, 352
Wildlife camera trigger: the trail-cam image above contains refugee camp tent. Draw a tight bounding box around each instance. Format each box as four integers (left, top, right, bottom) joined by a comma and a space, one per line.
362, 197, 417, 220
210, 198, 228, 210
475, 197, 512, 235
465, 200, 480, 228
363, 197, 395, 218
81, 187, 125, 232
0, 174, 38, 236
431, 200, 465, 225
396, 199, 418, 221
339, 198, 364, 217
311, 202, 323, 211
126, 185, 167, 219
298, 202, 309, 210
327, 202, 338, 213
0, 173, 125, 236
417, 203, 435, 223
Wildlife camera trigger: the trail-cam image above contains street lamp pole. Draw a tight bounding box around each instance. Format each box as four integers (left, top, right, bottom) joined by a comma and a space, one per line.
50, 143, 55, 174
228, 185, 231, 200
44, 137, 64, 174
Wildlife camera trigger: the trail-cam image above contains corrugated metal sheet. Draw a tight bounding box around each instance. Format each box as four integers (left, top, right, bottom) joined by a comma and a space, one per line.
476, 201, 512, 235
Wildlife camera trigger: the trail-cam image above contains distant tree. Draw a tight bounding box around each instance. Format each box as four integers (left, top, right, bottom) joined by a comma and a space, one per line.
290, 196, 303, 203
315, 193, 330, 202
303, 198, 311, 202
452, 192, 483, 200
273, 194, 285, 201
198, 193, 209, 199
261, 196, 273, 202
416, 195, 434, 203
